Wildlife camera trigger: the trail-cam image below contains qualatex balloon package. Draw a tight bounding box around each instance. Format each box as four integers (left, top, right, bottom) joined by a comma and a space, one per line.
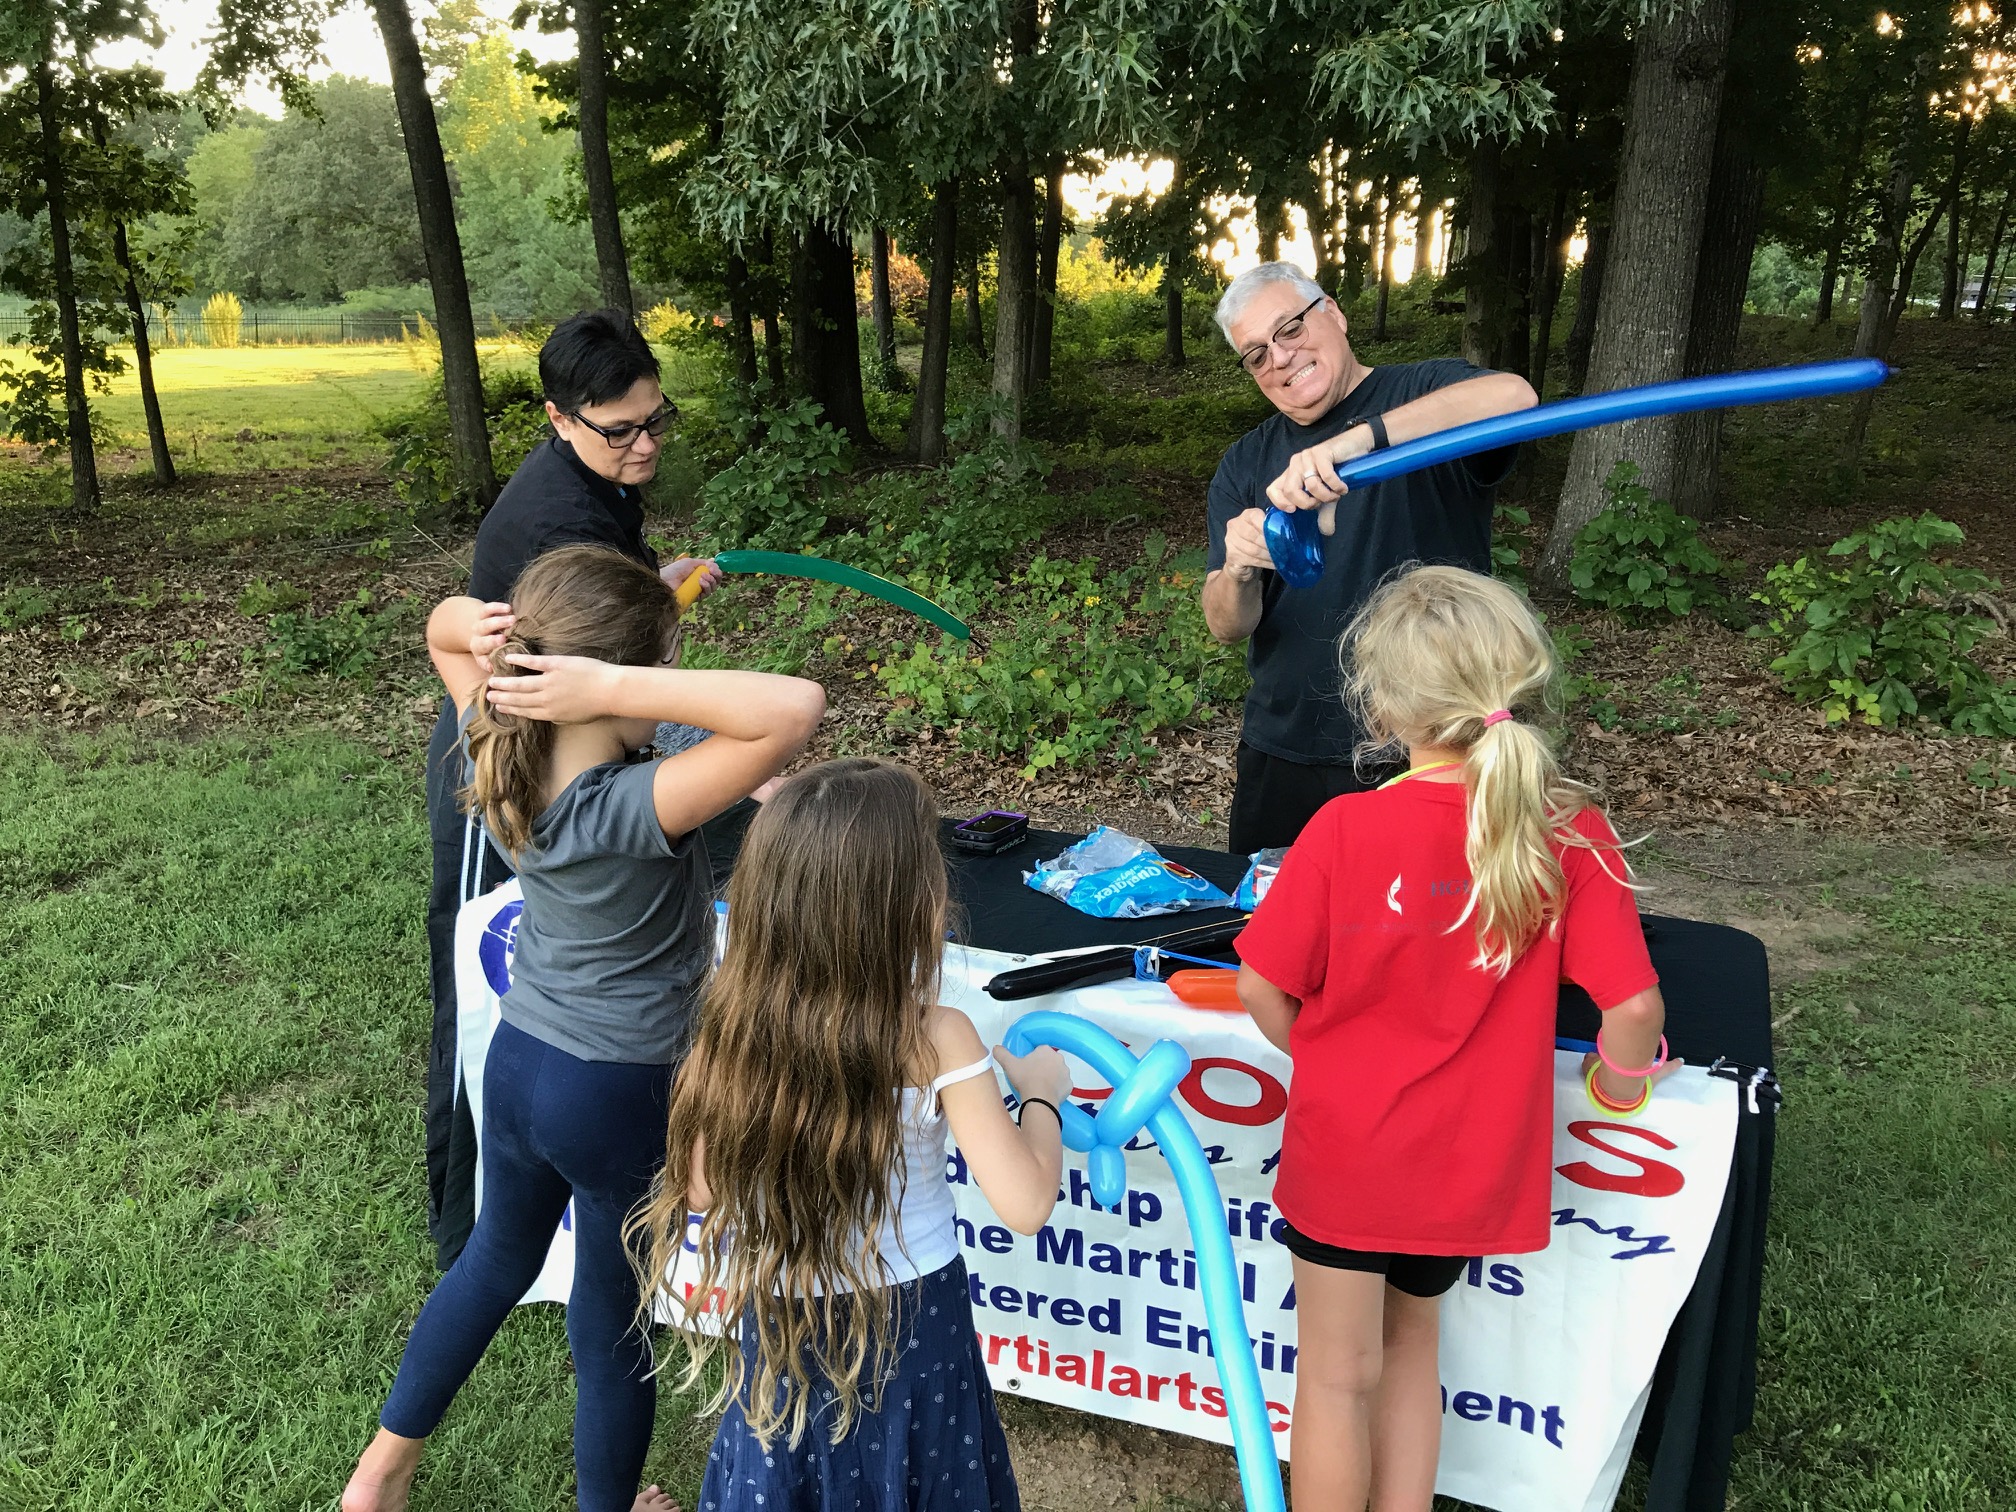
1234, 847, 1289, 910
1025, 827, 1234, 920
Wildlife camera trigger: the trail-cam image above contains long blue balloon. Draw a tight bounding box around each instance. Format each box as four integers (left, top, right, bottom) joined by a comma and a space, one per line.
1003, 1011, 1286, 1512
1265, 357, 1890, 587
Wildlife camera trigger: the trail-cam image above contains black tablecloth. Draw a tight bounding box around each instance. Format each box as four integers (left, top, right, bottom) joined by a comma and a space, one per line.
700, 811, 1774, 1511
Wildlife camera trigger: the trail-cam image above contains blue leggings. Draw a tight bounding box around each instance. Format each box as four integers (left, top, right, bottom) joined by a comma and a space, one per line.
382, 1018, 672, 1511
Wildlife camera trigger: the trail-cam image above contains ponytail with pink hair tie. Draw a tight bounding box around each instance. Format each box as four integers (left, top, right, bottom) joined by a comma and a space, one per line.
1483, 709, 1514, 727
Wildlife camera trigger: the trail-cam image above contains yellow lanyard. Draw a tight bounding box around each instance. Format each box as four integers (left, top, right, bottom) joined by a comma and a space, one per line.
1380, 761, 1462, 789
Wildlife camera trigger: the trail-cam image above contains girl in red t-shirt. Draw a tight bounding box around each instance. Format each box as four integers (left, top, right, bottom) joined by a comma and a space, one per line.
1235, 565, 1680, 1512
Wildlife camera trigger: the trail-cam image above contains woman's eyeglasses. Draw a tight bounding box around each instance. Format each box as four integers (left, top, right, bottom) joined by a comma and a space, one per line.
568, 404, 678, 449
1234, 295, 1326, 375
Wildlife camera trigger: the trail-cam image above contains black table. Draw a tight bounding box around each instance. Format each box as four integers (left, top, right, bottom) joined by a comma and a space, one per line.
700, 813, 1775, 1512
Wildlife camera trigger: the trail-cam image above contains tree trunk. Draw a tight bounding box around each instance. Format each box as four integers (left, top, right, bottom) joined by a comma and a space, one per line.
1501, 201, 1532, 380
1541, 0, 1733, 586
790, 221, 872, 445
1671, 127, 1767, 521
371, 0, 497, 507
726, 250, 760, 391
907, 179, 958, 464
756, 230, 784, 388
112, 219, 174, 485
1256, 193, 1287, 263
1530, 188, 1570, 399
992, 167, 1038, 437
1841, 57, 1942, 463
964, 264, 987, 357
574, 0, 632, 314
870, 225, 900, 390
1372, 175, 1395, 341
1461, 142, 1503, 370
1031, 161, 1064, 390
1936, 117, 1973, 319
1563, 209, 1610, 395
35, 46, 98, 511
1162, 157, 1187, 368
1975, 190, 2012, 319
1813, 116, 1868, 326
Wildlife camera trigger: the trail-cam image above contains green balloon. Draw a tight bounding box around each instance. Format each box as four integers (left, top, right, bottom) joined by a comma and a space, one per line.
714, 550, 973, 640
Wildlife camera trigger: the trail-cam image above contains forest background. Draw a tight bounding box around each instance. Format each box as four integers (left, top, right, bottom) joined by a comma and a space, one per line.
3, 0, 2016, 1508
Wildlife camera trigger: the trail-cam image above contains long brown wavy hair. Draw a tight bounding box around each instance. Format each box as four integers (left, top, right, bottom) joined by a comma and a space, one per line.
460, 544, 681, 857
1345, 565, 1633, 975
631, 759, 950, 1448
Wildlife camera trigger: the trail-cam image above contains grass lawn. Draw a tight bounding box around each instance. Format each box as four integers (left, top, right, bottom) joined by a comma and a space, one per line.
90, 343, 536, 472
2, 728, 2012, 1511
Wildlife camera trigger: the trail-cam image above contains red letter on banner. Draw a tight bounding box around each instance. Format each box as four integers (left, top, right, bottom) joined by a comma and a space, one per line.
1556, 1121, 1685, 1198
1179, 1058, 1288, 1127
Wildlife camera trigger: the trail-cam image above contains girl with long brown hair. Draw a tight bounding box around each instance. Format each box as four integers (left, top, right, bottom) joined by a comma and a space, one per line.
632, 758, 1071, 1512
1235, 565, 1679, 1512
344, 545, 824, 1512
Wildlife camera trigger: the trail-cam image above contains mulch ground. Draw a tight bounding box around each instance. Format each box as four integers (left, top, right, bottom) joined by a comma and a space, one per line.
5, 453, 2014, 852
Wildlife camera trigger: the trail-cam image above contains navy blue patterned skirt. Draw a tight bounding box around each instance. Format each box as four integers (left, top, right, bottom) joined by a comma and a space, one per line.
698, 1256, 1019, 1512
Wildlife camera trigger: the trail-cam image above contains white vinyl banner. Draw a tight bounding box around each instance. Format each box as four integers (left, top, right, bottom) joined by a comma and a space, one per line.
455, 882, 1738, 1512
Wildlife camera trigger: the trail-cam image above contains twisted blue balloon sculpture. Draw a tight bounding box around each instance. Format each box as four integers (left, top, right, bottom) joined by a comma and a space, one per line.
1003, 1011, 1285, 1512
1265, 357, 1891, 587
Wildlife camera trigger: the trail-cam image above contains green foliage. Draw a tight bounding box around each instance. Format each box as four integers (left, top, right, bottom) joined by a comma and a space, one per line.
1569, 463, 1725, 619
201, 291, 243, 347
694, 398, 850, 548
259, 589, 420, 683
1492, 500, 1531, 586
1756, 513, 2016, 734
875, 537, 1246, 777
193, 78, 425, 303
380, 367, 548, 511
235, 577, 308, 617
0, 581, 55, 628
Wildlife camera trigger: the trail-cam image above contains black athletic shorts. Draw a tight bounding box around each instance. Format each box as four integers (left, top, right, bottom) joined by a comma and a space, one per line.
1278, 1220, 1471, 1299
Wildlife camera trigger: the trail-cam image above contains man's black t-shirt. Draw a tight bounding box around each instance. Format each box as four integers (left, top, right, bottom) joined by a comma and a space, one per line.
1206, 358, 1515, 767
467, 436, 657, 601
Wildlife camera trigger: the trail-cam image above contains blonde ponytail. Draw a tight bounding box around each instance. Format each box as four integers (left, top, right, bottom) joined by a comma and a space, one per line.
1344, 565, 1631, 975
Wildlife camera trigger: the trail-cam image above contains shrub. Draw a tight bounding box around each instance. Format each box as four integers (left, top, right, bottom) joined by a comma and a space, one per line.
262, 590, 420, 682
1755, 513, 2016, 733
0, 582, 56, 628
202, 292, 244, 348
694, 398, 849, 548
236, 578, 309, 617
1569, 462, 1725, 619
875, 536, 1248, 776
380, 366, 549, 510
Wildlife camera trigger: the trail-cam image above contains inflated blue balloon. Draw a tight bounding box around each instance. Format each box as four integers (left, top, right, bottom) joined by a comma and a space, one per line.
1261, 358, 1889, 585
1004, 1012, 1285, 1512
1262, 507, 1326, 589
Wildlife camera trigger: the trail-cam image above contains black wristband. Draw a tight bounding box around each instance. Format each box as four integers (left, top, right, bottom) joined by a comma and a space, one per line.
1018, 1097, 1063, 1129
1365, 412, 1390, 451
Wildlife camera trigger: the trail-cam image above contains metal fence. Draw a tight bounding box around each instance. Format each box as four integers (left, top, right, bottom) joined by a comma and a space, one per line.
0, 309, 539, 348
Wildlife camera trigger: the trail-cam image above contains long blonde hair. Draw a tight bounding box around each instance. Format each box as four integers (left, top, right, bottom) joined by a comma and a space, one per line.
1345, 565, 1628, 975
631, 759, 950, 1448
461, 544, 681, 857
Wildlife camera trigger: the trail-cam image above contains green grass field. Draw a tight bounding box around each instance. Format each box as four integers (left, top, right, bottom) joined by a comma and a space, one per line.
87, 343, 535, 471
1, 729, 2011, 1511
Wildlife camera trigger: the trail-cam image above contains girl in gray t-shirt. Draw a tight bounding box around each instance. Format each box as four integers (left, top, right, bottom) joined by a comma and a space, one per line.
343, 545, 825, 1512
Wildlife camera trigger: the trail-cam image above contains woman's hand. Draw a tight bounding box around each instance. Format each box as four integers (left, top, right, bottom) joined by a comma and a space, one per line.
486, 653, 622, 724
1263, 423, 1375, 533
993, 1044, 1071, 1106
467, 602, 515, 662
663, 557, 722, 609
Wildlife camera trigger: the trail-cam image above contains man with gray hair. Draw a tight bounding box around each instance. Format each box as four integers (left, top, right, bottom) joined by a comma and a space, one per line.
1203, 262, 1537, 853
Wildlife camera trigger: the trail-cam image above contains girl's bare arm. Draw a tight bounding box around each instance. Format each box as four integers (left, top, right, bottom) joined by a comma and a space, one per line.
934, 1008, 1069, 1234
